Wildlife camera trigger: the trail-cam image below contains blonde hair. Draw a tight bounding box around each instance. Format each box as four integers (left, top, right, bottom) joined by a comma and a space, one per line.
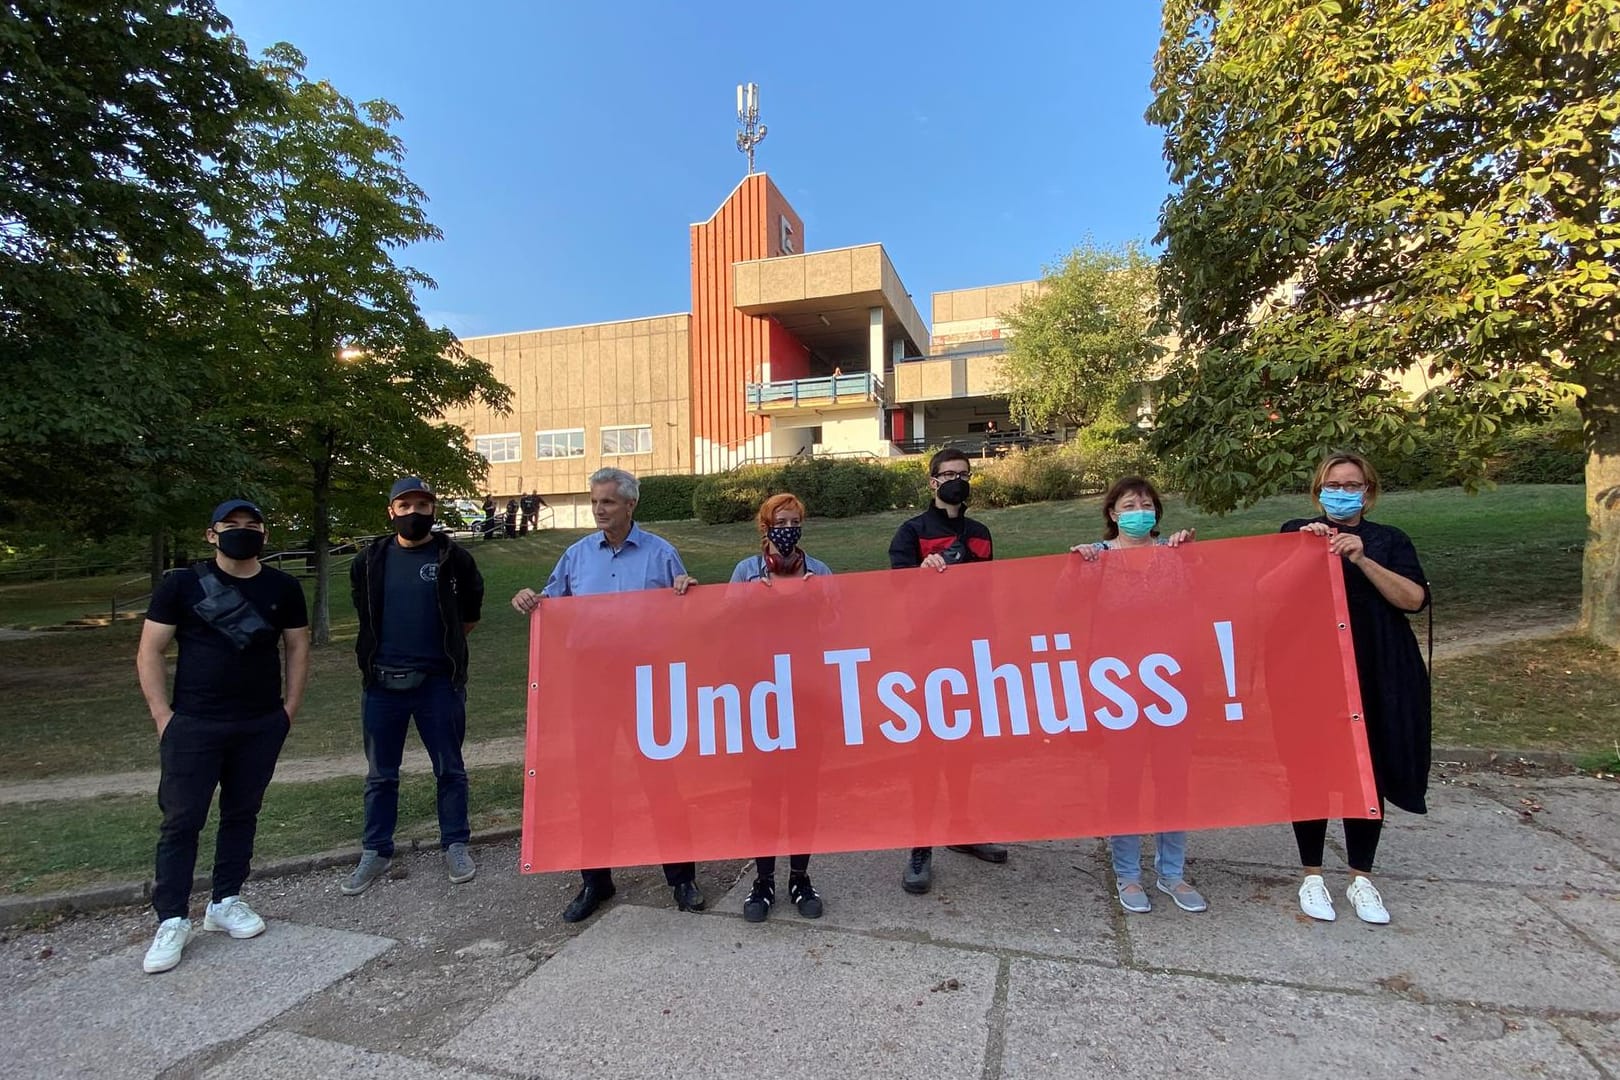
1311, 452, 1380, 512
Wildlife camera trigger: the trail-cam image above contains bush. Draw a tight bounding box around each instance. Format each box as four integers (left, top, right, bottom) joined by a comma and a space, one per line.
635, 475, 703, 522
694, 458, 923, 525
1375, 408, 1583, 490
1487, 419, 1584, 485
1071, 424, 1165, 490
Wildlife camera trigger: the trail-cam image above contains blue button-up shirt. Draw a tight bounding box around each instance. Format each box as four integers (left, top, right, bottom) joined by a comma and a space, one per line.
540, 522, 687, 598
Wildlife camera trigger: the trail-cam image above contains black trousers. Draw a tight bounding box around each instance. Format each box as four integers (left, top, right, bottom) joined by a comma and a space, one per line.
581, 863, 694, 889
152, 708, 289, 920
755, 854, 810, 878
1293, 806, 1385, 874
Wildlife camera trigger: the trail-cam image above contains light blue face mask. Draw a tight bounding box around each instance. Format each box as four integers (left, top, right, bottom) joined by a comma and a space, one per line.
1116, 509, 1157, 538
1319, 489, 1365, 521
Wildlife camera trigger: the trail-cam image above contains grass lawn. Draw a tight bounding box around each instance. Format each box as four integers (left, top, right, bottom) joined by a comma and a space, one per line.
1432, 635, 1620, 760
0, 484, 1592, 782
0, 569, 153, 629
0, 765, 525, 896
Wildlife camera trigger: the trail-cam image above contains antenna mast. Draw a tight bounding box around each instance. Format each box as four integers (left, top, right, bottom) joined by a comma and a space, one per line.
735, 82, 766, 174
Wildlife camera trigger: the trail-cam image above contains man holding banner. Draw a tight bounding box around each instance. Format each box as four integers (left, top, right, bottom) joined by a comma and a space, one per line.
887, 447, 1009, 894
512, 467, 702, 923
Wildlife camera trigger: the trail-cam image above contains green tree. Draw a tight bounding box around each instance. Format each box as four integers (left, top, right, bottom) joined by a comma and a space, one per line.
0, 0, 274, 567
1000, 241, 1165, 433
1149, 0, 1620, 646
223, 46, 509, 645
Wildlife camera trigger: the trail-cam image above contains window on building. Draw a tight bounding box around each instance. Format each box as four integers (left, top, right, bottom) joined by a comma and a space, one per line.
600, 424, 653, 456
535, 428, 586, 459
474, 433, 521, 463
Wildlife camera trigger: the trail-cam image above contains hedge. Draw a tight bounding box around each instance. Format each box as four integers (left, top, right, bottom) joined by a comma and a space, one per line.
634, 474, 703, 522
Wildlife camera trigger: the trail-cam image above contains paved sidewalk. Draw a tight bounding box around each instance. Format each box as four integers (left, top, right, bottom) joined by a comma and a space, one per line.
1, 769, 1615, 1079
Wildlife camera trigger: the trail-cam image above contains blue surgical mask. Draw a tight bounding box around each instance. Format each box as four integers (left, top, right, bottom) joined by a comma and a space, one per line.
1116, 510, 1157, 538
1319, 489, 1365, 521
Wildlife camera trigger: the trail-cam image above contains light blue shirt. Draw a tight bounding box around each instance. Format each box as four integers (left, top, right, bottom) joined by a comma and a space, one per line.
728, 552, 833, 583
541, 522, 687, 597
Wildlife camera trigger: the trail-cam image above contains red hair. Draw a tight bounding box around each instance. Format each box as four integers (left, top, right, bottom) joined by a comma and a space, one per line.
756, 493, 807, 535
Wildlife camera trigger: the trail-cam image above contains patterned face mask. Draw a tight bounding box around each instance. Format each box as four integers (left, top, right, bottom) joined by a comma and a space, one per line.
767, 525, 802, 553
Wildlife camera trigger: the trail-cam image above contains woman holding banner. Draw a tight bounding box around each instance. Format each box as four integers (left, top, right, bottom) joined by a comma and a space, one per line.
1071, 476, 1207, 915
1283, 452, 1430, 926
728, 493, 830, 923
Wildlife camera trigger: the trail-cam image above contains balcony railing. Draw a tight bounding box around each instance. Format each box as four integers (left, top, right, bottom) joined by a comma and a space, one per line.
745, 372, 884, 409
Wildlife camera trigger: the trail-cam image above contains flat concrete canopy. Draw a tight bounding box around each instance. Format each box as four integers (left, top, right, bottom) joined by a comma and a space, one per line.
733, 243, 928, 363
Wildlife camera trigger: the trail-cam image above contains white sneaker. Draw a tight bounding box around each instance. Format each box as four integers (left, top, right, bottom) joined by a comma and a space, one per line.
143, 917, 192, 973
1346, 875, 1391, 924
203, 896, 266, 939
1298, 874, 1336, 921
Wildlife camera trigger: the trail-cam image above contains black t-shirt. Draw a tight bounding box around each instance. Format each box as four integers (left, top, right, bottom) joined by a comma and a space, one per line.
146, 563, 309, 719
373, 541, 449, 672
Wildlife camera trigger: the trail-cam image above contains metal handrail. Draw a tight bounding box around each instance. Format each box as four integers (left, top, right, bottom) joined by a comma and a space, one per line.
744, 372, 885, 408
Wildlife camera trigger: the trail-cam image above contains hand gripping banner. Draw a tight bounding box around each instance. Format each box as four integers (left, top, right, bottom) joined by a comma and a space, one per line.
520, 533, 1378, 873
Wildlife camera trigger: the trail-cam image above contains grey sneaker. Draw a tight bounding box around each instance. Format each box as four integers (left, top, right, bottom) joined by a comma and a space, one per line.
341, 850, 392, 895
1117, 881, 1152, 913
445, 842, 476, 884
1156, 878, 1208, 913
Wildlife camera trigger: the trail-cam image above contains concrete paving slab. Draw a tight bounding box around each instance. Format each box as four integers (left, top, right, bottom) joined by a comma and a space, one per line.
1539, 890, 1620, 959
1172, 823, 1303, 871
1001, 959, 1601, 1079
1124, 866, 1620, 1012
0, 921, 394, 1080
1369, 781, 1617, 889
204, 1031, 505, 1080
712, 841, 1119, 962
441, 904, 998, 1080
1559, 1018, 1620, 1075
1463, 775, 1620, 868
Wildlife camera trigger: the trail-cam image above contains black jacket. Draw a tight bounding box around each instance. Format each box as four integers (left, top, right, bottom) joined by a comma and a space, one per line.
888, 504, 994, 568
350, 532, 484, 687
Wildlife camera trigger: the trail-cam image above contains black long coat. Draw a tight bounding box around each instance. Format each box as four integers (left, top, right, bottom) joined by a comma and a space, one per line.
1281, 516, 1432, 814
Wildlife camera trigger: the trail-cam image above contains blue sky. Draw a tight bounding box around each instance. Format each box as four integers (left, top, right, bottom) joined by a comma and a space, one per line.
220, 2, 1170, 339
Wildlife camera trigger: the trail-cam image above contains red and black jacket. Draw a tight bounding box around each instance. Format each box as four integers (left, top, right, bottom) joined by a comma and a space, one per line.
888, 504, 993, 568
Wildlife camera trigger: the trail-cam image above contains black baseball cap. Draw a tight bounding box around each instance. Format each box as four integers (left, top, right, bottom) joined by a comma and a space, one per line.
210, 499, 264, 525
389, 476, 436, 501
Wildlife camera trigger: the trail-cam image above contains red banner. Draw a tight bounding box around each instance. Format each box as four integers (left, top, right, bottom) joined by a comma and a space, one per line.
520, 533, 1377, 873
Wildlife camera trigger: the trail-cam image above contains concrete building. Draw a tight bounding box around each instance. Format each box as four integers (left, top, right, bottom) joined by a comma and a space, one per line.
443, 174, 1029, 527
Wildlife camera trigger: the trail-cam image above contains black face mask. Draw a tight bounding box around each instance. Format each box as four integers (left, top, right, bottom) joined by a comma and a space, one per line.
936, 478, 971, 506
215, 527, 266, 560
393, 511, 435, 542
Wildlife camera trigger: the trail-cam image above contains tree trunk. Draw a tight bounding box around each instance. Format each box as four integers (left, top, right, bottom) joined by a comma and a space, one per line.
1580, 369, 1620, 650
149, 528, 167, 591
311, 463, 333, 647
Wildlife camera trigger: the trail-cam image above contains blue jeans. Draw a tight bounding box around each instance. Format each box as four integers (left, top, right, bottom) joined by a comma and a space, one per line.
1109, 832, 1187, 884
361, 675, 469, 856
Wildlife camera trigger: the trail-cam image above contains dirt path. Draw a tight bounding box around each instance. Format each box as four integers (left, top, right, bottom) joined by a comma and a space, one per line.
0, 735, 525, 806
0, 611, 1585, 806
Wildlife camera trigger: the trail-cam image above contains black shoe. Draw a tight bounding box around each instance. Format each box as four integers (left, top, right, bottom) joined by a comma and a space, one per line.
743, 877, 775, 923
672, 880, 706, 912
789, 873, 823, 919
902, 847, 933, 894
947, 843, 1009, 864
562, 880, 615, 923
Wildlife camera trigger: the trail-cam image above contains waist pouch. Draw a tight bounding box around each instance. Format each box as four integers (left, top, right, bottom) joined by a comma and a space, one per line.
372, 664, 428, 691
192, 567, 276, 652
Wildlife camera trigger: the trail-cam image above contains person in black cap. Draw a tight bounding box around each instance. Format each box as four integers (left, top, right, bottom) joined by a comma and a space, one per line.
342, 477, 486, 896
135, 499, 310, 974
